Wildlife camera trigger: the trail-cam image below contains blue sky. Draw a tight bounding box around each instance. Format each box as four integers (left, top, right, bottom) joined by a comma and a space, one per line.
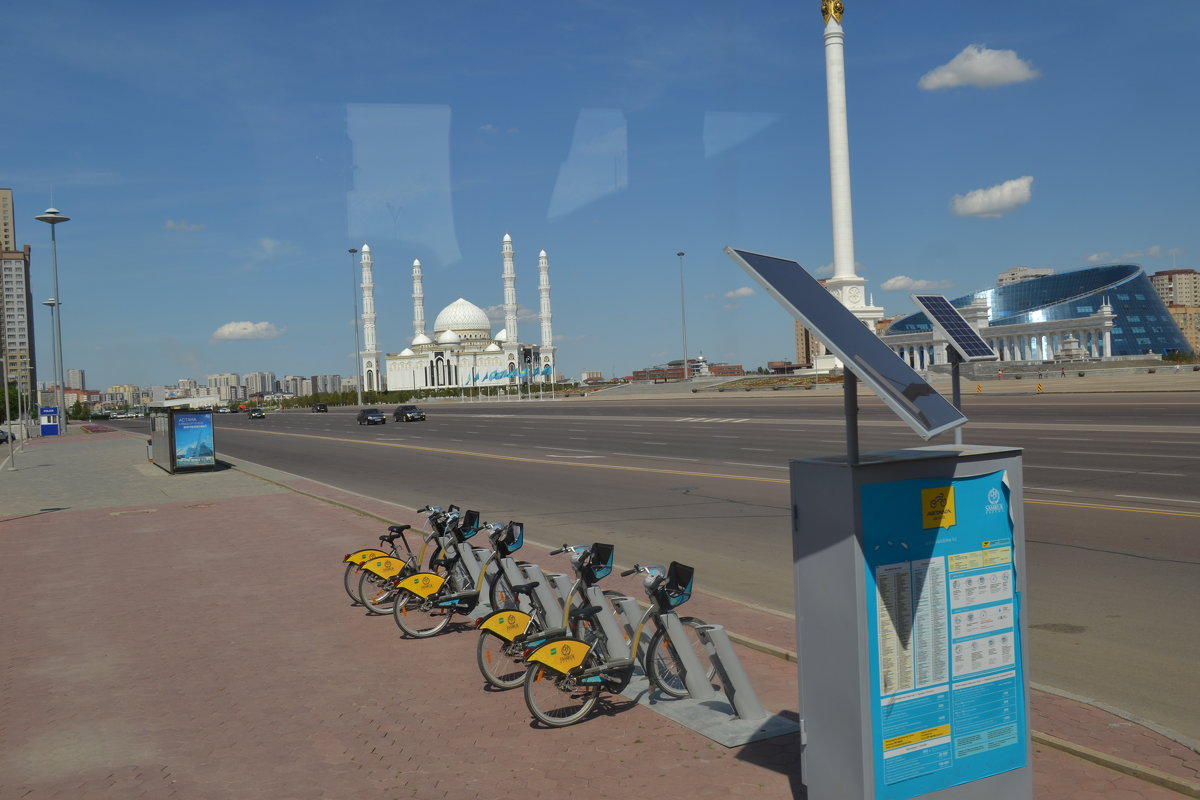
5, 1, 1197, 389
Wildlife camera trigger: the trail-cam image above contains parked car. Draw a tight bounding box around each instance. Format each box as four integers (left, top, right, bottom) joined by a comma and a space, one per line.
0, 429, 9, 443
247, 408, 266, 419
393, 404, 426, 422
312, 403, 328, 413
356, 408, 386, 425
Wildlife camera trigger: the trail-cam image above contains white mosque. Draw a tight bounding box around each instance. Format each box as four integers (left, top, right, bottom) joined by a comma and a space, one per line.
356, 234, 556, 393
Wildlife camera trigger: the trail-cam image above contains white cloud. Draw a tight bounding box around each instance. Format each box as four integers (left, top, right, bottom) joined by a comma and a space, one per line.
724, 286, 755, 299
163, 219, 205, 232
815, 263, 835, 276
480, 123, 498, 132
484, 303, 539, 324
1123, 245, 1164, 259
211, 321, 285, 341
1168, 248, 1184, 257
880, 275, 954, 291
919, 44, 1040, 90
722, 303, 741, 310
1086, 252, 1112, 263
255, 238, 284, 259
951, 176, 1033, 218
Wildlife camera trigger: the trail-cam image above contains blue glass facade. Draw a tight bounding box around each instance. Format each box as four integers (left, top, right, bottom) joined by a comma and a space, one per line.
886, 265, 1192, 356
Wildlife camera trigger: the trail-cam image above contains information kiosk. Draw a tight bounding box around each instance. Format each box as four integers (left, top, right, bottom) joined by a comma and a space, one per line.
726, 248, 1031, 800
39, 406, 61, 436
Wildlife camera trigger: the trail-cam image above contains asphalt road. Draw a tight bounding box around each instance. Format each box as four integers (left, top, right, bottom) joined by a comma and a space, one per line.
111, 392, 1200, 740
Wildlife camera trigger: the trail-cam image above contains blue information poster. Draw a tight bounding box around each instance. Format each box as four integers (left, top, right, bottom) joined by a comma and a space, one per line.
862, 471, 1026, 800
173, 412, 215, 468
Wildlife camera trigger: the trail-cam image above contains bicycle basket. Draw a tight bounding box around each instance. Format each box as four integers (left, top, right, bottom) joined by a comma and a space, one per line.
459, 509, 481, 539
497, 522, 523, 557
582, 542, 614, 583
652, 562, 693, 609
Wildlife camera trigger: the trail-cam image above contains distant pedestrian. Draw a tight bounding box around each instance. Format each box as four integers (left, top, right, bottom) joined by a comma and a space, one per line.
1175, 363, 1182, 373
997, 369, 1003, 380
1060, 367, 1066, 378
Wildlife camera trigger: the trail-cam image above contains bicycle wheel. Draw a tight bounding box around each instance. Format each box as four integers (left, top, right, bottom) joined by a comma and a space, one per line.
523, 658, 601, 727
477, 632, 528, 690
393, 589, 453, 638
488, 572, 519, 611
343, 563, 362, 604
646, 617, 715, 699
357, 570, 397, 615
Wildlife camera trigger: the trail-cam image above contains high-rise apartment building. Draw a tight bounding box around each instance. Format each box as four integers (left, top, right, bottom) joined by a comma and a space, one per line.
2, 244, 37, 401
66, 368, 86, 389
996, 266, 1055, 286
310, 374, 341, 394
206, 372, 240, 401
1150, 269, 1199, 307
1, 188, 16, 252
244, 371, 276, 396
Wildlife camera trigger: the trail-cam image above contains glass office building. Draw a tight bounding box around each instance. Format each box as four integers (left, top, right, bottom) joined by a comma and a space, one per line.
886, 264, 1192, 358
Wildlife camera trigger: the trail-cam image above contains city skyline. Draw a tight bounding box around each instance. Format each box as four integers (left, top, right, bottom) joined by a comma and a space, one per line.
3, 2, 1196, 390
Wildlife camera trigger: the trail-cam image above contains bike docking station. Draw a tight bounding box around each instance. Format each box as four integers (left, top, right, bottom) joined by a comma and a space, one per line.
728, 249, 1032, 800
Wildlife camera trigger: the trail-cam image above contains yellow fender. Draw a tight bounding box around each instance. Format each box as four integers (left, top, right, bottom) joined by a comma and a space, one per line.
362, 557, 408, 580
398, 571, 446, 599
344, 548, 388, 565
478, 610, 533, 641
526, 638, 592, 672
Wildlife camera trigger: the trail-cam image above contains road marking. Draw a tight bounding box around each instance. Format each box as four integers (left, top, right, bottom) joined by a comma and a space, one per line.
641, 441, 668, 445
1065, 450, 1200, 460
714, 435, 739, 439
1027, 487, 1074, 493
1115, 494, 1200, 505
1025, 465, 1185, 477
545, 454, 605, 459
1038, 437, 1089, 441
724, 461, 787, 470
534, 446, 592, 453
612, 452, 700, 462
740, 447, 774, 452
223, 428, 1200, 515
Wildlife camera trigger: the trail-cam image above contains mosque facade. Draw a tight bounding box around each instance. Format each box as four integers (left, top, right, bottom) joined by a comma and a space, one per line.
358, 234, 556, 393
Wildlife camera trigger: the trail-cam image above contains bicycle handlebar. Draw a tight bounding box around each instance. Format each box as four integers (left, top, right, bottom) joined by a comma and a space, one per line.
620, 565, 640, 577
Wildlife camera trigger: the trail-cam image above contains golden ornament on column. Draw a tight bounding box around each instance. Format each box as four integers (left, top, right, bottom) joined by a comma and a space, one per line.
821, 0, 844, 24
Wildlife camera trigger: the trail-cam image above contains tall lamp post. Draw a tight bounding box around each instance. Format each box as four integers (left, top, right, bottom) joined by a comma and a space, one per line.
348, 248, 363, 407
2, 360, 14, 468
676, 251, 689, 382
35, 208, 70, 428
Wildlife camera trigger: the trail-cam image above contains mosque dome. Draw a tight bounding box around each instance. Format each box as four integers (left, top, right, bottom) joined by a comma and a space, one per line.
495, 328, 507, 342
399, 347, 415, 356
437, 329, 462, 345
433, 298, 491, 336
485, 342, 502, 352
412, 333, 433, 346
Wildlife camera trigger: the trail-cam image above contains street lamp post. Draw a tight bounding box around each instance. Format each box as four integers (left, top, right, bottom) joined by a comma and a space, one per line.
348, 248, 363, 407
35, 208, 70, 429
676, 251, 689, 382
2, 360, 14, 468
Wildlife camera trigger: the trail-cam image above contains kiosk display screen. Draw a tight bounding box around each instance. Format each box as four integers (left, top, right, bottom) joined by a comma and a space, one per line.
173, 412, 215, 468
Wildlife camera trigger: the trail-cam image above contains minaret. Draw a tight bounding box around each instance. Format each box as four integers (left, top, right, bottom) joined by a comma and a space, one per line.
412, 258, 426, 338
502, 233, 518, 343
820, 0, 883, 326
360, 245, 384, 390
538, 249, 555, 381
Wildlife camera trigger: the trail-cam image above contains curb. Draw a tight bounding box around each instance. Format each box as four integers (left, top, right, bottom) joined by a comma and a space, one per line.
1032, 731, 1200, 798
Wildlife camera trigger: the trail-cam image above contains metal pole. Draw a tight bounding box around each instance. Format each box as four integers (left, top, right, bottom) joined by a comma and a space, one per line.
348, 248, 363, 407
676, 252, 689, 382
3, 361, 15, 468
35, 209, 69, 431
950, 349, 964, 445
843, 369, 859, 465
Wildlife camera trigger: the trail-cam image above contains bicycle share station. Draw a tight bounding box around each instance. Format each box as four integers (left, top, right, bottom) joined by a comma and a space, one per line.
727, 249, 1032, 800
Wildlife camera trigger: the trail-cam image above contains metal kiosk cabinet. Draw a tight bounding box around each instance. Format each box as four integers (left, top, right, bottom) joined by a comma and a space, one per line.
39, 406, 62, 436
149, 407, 216, 474
792, 444, 1031, 800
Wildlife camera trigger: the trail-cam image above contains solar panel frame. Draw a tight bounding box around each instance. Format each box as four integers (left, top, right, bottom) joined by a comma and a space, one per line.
910, 294, 998, 362
725, 248, 966, 441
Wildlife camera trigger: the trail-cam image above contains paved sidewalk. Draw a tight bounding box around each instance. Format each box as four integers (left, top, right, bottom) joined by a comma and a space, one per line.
1, 431, 1197, 799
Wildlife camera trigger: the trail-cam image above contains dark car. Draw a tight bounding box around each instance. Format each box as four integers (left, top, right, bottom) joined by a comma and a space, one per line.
312, 403, 328, 412
393, 404, 426, 422
356, 408, 386, 425
247, 408, 266, 419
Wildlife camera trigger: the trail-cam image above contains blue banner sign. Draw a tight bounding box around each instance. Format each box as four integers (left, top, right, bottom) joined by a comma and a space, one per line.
173, 412, 215, 468
862, 471, 1026, 799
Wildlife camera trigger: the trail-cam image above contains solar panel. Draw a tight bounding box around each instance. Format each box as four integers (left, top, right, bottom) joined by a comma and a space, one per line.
911, 294, 997, 362
725, 248, 966, 440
